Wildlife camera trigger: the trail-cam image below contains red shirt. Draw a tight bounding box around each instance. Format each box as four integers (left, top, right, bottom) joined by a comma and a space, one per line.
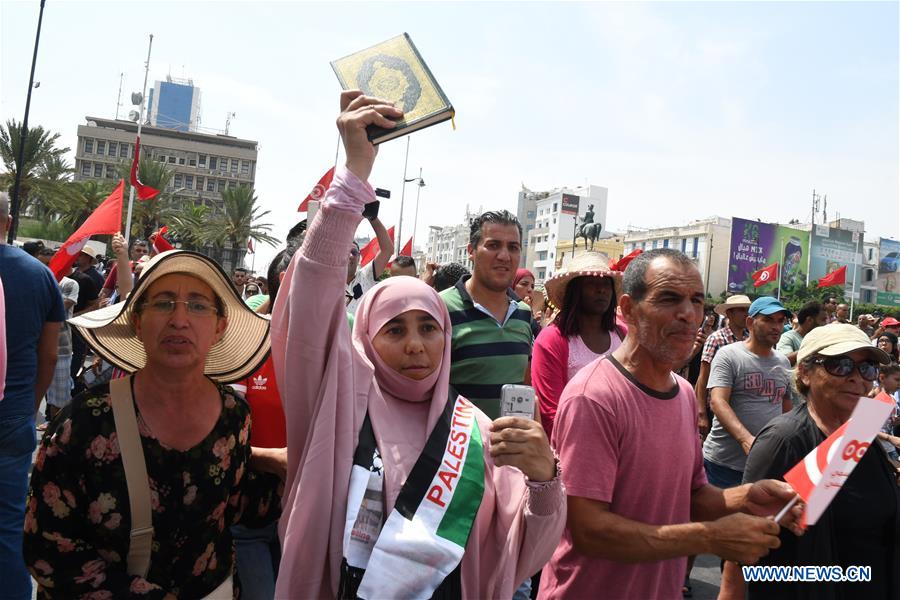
239, 357, 286, 448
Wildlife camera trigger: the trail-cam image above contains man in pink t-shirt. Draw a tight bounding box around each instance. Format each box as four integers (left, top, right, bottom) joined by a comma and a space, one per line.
538, 249, 804, 600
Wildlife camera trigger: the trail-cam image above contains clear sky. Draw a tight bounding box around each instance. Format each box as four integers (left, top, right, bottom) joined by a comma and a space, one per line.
2, 1, 897, 271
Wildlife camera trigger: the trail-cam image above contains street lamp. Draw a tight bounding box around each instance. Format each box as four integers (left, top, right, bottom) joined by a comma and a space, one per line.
404, 168, 425, 254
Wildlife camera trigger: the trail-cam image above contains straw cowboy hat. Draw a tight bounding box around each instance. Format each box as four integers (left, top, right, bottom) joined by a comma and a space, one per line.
69, 250, 270, 383
544, 252, 623, 311
714, 294, 752, 318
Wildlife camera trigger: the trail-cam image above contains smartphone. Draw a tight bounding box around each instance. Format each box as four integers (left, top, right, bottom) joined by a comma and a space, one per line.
362, 200, 380, 221
500, 384, 536, 419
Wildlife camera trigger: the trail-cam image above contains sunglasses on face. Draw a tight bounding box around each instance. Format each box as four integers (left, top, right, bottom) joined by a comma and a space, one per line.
811, 356, 879, 381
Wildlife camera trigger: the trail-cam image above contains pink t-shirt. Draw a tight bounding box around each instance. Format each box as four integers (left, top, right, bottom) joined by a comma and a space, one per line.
539, 355, 707, 600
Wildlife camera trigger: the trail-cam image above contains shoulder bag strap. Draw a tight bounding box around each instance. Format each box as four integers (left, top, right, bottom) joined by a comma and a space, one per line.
109, 375, 154, 578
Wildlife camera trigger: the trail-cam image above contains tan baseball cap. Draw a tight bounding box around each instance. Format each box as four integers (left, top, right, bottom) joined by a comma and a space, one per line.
797, 323, 891, 364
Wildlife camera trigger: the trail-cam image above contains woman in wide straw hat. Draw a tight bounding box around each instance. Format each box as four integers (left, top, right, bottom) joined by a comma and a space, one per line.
24, 250, 278, 598
532, 252, 625, 441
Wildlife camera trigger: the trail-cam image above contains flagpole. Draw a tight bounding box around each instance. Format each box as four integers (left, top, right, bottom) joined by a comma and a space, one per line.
333, 132, 341, 168
849, 259, 858, 321
397, 137, 411, 259
124, 34, 154, 243
777, 242, 785, 301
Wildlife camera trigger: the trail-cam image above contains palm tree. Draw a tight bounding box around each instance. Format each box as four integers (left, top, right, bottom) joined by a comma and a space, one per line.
209, 186, 278, 268
50, 179, 116, 230
27, 155, 75, 221
0, 120, 70, 217
168, 203, 214, 251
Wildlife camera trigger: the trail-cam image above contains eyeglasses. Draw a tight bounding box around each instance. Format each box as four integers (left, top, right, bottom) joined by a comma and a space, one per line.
810, 356, 879, 381
141, 299, 219, 317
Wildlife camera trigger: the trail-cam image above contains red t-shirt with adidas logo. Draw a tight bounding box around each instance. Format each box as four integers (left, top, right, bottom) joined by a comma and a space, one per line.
238, 357, 286, 448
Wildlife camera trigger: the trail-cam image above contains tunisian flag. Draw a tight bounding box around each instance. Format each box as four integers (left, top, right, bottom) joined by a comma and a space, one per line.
398, 238, 413, 257
610, 248, 642, 272
149, 226, 174, 253
130, 136, 160, 201
49, 180, 125, 281
298, 167, 335, 212
752, 262, 779, 288
817, 265, 847, 288
783, 392, 894, 525
359, 226, 395, 267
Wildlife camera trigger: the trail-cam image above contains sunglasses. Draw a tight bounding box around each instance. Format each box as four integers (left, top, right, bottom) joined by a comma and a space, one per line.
810, 356, 879, 381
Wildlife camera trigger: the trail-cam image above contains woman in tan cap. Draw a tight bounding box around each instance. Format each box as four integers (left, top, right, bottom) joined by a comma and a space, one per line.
723, 323, 899, 599
532, 252, 625, 441
23, 250, 277, 599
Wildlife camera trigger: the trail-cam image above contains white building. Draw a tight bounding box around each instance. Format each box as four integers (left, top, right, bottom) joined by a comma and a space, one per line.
523, 185, 608, 282
622, 216, 733, 298
425, 206, 482, 267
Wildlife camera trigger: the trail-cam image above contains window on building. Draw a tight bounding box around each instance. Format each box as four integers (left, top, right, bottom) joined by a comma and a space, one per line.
241, 160, 250, 176
96, 140, 106, 155
552, 218, 556, 225
81, 161, 91, 176
108, 143, 117, 158
195, 176, 203, 190
230, 159, 238, 173
199, 154, 207, 168
680, 238, 687, 253
84, 139, 94, 154
551, 234, 555, 239
663, 239, 669, 249
120, 143, 130, 158
174, 174, 183, 188
168, 156, 176, 164
228, 181, 236, 189
527, 211, 535, 219
218, 179, 226, 191
552, 202, 557, 212
651, 240, 657, 249
189, 158, 196, 167
868, 248, 874, 261
537, 269, 546, 280
207, 179, 216, 192
178, 158, 186, 165
209, 157, 217, 170
641, 241, 646, 250
865, 269, 874, 282
158, 156, 166, 162
105, 166, 115, 179
185, 175, 194, 189
538, 251, 548, 261
94, 163, 103, 177
692, 237, 699, 258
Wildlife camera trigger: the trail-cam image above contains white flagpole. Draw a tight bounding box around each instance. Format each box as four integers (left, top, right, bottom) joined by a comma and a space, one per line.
849, 261, 858, 321
777, 242, 785, 301
124, 34, 153, 242
397, 136, 411, 259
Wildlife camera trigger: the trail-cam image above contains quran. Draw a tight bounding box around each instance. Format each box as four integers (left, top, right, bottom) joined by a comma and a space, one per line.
331, 33, 455, 144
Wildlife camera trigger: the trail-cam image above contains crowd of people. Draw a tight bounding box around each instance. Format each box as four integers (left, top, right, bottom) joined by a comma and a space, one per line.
0, 91, 897, 600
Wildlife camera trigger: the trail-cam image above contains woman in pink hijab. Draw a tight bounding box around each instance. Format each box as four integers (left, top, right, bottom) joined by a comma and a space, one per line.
271, 92, 566, 599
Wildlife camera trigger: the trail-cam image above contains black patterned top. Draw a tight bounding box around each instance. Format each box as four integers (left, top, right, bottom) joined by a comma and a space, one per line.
24, 381, 280, 599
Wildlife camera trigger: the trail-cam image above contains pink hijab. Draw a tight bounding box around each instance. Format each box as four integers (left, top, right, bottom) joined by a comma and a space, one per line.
513, 268, 534, 289
351, 275, 454, 513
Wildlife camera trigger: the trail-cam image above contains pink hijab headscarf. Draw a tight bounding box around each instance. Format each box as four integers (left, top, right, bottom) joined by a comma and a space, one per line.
513, 268, 534, 290
351, 275, 455, 513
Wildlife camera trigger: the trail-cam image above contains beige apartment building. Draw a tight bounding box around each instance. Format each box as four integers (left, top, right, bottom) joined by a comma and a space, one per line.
74, 116, 258, 214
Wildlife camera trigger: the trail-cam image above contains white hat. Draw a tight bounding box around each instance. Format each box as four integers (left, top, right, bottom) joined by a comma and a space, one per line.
797, 323, 891, 365
715, 294, 752, 318
70, 250, 270, 383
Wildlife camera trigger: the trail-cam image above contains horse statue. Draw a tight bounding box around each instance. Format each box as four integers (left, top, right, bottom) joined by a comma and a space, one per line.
576, 204, 603, 250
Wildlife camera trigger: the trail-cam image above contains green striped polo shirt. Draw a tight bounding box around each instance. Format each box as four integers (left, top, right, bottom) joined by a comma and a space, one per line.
439, 275, 534, 419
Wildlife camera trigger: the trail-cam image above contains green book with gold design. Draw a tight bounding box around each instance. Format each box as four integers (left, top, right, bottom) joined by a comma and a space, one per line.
331, 33, 455, 145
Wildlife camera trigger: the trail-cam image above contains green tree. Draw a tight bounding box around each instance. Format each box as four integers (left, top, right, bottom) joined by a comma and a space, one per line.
48, 179, 116, 230
167, 203, 214, 251
210, 185, 278, 252
0, 120, 71, 218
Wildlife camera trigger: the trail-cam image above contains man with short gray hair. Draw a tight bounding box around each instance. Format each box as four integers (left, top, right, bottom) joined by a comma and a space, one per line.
0, 191, 66, 599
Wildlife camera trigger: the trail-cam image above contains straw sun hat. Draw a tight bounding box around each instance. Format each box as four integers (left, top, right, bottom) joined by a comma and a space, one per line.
544, 252, 623, 311
69, 250, 270, 383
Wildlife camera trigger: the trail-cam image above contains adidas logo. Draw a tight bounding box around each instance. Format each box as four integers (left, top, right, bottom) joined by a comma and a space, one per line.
251, 375, 268, 390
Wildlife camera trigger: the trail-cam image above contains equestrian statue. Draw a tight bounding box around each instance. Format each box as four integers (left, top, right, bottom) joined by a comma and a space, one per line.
576, 204, 603, 250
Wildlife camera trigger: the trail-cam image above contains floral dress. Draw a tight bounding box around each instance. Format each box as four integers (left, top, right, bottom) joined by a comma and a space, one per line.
23, 379, 280, 599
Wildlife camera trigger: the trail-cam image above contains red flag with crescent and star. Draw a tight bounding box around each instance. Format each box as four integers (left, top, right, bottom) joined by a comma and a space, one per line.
298, 167, 335, 212
817, 265, 847, 288
752, 262, 779, 288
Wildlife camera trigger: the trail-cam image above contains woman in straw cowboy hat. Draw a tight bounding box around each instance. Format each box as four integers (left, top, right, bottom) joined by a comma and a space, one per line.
531, 252, 626, 441
271, 90, 565, 599
24, 250, 278, 599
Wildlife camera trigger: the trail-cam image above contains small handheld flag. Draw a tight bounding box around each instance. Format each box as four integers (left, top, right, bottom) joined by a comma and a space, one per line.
782, 392, 895, 525
752, 262, 779, 288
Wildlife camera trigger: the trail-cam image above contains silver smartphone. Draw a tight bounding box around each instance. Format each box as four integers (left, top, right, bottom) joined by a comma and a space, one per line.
500, 384, 536, 419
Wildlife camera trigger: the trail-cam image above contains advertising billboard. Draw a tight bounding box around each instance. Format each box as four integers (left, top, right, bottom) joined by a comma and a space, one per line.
808, 225, 863, 298
876, 237, 900, 307
727, 217, 809, 297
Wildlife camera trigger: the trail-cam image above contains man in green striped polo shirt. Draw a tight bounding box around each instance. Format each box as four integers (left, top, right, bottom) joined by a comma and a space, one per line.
439, 210, 534, 419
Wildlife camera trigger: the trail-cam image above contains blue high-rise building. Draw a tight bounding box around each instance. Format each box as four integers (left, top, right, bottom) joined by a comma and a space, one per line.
147, 77, 201, 132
